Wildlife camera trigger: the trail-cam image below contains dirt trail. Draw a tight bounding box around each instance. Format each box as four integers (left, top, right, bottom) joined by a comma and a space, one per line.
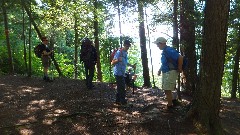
0, 75, 239, 135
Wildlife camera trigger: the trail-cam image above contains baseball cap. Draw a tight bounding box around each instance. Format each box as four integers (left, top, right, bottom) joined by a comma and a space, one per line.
124, 40, 131, 46
153, 37, 167, 44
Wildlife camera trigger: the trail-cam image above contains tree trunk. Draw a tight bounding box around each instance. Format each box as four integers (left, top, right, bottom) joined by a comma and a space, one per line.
231, 34, 240, 98
94, 0, 103, 82
74, 15, 79, 79
117, 0, 122, 47
180, 0, 197, 94
2, 0, 14, 74
22, 2, 28, 74
137, 0, 150, 87
193, 0, 230, 134
28, 1, 32, 77
49, 35, 63, 77
23, 1, 42, 39
172, 0, 181, 99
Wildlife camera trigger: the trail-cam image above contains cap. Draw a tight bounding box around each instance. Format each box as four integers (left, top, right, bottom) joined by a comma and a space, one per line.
153, 37, 167, 44
124, 40, 131, 46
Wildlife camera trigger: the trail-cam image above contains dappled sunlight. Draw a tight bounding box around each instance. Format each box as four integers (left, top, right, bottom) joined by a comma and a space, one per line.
73, 124, 90, 134
107, 108, 123, 113
18, 86, 43, 95
25, 99, 56, 114
42, 119, 54, 125
19, 129, 34, 135
18, 116, 37, 125
53, 109, 69, 116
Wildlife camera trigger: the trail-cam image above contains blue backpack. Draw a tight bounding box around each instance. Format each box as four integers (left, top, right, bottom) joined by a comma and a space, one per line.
163, 50, 188, 71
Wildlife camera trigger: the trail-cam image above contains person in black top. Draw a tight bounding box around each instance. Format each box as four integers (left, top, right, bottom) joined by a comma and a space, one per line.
40, 37, 53, 82
80, 38, 97, 89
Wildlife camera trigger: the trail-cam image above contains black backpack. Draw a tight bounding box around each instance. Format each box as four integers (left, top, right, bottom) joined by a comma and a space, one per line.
34, 44, 43, 58
80, 38, 97, 63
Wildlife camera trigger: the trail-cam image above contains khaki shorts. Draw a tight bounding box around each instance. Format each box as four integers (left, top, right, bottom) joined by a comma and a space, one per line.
162, 70, 178, 91
41, 56, 51, 68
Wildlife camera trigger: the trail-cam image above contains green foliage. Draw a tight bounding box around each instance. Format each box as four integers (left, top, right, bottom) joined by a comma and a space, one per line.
2, 0, 238, 97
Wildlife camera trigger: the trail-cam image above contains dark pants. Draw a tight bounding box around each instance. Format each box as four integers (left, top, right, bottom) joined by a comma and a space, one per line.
115, 75, 126, 103
84, 62, 95, 89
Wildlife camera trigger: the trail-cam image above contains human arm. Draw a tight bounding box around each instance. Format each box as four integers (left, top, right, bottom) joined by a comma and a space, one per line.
42, 45, 53, 56
111, 50, 122, 65
42, 50, 53, 55
111, 59, 119, 65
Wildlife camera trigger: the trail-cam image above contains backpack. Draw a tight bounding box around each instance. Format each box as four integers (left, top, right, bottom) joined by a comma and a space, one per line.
110, 48, 123, 62
34, 44, 43, 58
163, 49, 188, 71
80, 45, 97, 63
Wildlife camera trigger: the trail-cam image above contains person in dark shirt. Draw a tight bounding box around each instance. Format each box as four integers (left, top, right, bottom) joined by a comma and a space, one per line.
40, 37, 53, 82
80, 38, 97, 89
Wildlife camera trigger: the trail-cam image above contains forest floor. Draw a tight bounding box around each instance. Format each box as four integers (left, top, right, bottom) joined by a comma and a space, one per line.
0, 75, 239, 135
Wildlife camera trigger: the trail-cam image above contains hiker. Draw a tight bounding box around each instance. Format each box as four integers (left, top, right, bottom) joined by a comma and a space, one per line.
154, 37, 183, 110
40, 36, 53, 82
111, 40, 136, 105
80, 38, 97, 89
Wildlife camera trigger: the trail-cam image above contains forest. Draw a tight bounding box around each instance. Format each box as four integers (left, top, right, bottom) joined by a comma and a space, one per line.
0, 0, 240, 134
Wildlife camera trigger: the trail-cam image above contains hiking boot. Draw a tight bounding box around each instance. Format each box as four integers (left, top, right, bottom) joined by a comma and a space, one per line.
166, 105, 175, 112
115, 100, 127, 106
115, 101, 121, 105
172, 99, 181, 107
45, 77, 53, 82
121, 100, 127, 105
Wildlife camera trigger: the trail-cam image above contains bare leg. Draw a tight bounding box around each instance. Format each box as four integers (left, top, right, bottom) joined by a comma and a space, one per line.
164, 90, 173, 106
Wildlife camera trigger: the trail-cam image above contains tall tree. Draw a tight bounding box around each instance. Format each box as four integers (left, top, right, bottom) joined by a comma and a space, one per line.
2, 0, 14, 74
28, 0, 32, 77
180, 0, 197, 94
172, 0, 181, 99
230, 0, 240, 98
74, 14, 79, 79
231, 28, 240, 98
22, 1, 28, 74
137, 0, 150, 87
94, 0, 103, 82
193, 0, 230, 134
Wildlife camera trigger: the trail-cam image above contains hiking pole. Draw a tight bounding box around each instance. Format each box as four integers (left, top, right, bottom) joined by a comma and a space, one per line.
51, 58, 54, 80
132, 63, 137, 94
